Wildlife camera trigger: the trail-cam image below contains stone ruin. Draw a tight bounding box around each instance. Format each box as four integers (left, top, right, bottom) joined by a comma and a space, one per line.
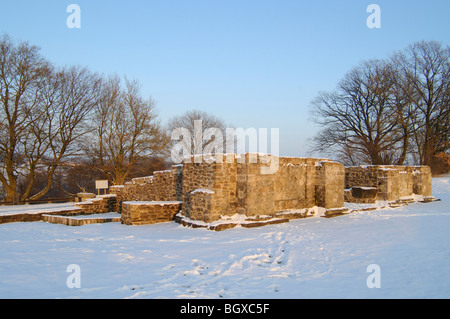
106, 153, 435, 230
0, 153, 434, 228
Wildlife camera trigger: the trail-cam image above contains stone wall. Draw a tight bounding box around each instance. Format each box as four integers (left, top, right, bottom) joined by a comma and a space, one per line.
236, 154, 275, 217
345, 165, 432, 201
43, 213, 121, 226
109, 165, 183, 213
188, 190, 214, 222
178, 154, 345, 223
274, 158, 315, 211
0, 208, 82, 224
315, 160, 346, 208
73, 194, 117, 214
111, 154, 347, 224
1, 155, 435, 228
121, 201, 182, 225
110, 155, 432, 226
180, 159, 240, 222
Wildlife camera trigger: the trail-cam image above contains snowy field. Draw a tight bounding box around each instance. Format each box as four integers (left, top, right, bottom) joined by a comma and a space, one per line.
0, 176, 449, 299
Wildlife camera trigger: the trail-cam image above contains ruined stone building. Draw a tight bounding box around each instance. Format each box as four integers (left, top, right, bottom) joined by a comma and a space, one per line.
0, 153, 434, 228
108, 153, 433, 228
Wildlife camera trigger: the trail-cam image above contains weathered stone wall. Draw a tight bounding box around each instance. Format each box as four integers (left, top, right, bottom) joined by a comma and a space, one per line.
180, 154, 345, 222
0, 208, 82, 224
181, 159, 238, 222
188, 190, 214, 222
0, 194, 118, 225
121, 201, 182, 225
274, 158, 315, 211
412, 166, 432, 197
315, 160, 345, 208
181, 162, 217, 220
43, 213, 121, 226
344, 186, 378, 203
112, 154, 347, 224
73, 194, 117, 214
345, 165, 432, 201
109, 166, 183, 213
236, 154, 275, 217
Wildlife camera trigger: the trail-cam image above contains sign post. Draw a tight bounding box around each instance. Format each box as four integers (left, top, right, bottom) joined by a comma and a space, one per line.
95, 180, 109, 195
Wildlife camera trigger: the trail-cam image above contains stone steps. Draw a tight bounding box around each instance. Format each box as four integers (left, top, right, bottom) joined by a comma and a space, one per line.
43, 213, 121, 226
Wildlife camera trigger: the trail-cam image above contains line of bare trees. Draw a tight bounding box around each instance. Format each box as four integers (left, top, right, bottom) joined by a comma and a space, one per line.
309, 40, 449, 167
0, 34, 169, 203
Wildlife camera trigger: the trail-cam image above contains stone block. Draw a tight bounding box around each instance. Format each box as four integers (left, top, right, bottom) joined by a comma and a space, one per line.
350, 186, 378, 203
121, 201, 182, 225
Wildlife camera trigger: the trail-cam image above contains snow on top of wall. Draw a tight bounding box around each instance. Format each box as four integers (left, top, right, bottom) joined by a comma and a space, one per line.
315, 160, 336, 167
191, 189, 215, 195
123, 201, 182, 206
153, 170, 172, 174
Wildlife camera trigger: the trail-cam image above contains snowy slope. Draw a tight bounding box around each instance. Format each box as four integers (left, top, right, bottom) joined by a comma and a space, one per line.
0, 176, 449, 299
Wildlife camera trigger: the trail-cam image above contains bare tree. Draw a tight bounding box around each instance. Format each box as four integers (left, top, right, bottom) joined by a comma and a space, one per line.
24, 65, 102, 200
167, 109, 228, 160
392, 41, 449, 165
310, 41, 449, 166
309, 60, 407, 165
0, 34, 51, 202
87, 76, 169, 185
0, 34, 102, 202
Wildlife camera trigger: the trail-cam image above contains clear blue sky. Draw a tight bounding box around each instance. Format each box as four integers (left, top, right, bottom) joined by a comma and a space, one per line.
1, 0, 449, 157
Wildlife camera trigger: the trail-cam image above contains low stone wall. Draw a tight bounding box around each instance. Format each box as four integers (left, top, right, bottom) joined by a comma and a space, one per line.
188, 189, 215, 223
43, 213, 121, 226
121, 201, 182, 225
345, 165, 432, 201
109, 166, 183, 213
344, 186, 378, 203
73, 194, 117, 214
0, 194, 120, 225
0, 209, 79, 224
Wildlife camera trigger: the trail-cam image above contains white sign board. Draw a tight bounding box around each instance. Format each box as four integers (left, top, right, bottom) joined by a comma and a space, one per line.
95, 180, 109, 190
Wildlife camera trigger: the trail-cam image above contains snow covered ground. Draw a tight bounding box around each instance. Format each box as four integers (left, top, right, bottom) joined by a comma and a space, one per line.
0, 176, 449, 299
0, 202, 80, 216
